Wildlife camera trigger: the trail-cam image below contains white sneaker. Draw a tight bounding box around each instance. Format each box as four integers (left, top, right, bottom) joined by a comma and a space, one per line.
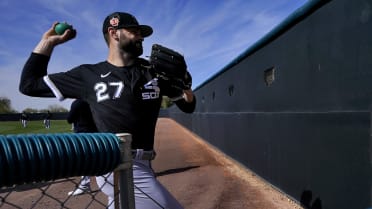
68, 187, 90, 196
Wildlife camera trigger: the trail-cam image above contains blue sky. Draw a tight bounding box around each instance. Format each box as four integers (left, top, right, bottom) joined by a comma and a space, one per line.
0, 0, 307, 112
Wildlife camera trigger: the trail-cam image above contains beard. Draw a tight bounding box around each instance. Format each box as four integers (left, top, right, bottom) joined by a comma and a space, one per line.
120, 39, 143, 57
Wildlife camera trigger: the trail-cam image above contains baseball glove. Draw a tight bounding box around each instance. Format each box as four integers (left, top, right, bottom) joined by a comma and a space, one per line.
149, 44, 191, 90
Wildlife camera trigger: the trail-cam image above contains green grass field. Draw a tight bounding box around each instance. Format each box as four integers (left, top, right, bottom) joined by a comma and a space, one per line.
0, 120, 73, 135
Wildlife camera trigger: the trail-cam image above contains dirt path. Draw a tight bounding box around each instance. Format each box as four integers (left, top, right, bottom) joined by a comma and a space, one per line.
153, 118, 302, 209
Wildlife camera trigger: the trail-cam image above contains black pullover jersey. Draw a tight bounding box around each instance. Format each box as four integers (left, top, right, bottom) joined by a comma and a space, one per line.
20, 53, 196, 150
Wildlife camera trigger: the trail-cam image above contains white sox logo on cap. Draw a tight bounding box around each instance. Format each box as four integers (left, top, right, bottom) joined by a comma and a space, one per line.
110, 17, 119, 27
102, 12, 153, 37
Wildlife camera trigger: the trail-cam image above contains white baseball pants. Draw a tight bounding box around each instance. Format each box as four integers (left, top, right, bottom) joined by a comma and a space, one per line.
96, 159, 183, 209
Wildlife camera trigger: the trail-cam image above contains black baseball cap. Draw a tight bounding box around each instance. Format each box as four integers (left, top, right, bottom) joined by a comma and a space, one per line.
102, 12, 153, 37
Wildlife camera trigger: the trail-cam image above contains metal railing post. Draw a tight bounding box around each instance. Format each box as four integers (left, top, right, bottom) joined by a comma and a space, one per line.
114, 133, 135, 209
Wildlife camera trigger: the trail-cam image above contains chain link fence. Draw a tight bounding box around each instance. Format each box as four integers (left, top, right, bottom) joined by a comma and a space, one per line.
0, 133, 134, 209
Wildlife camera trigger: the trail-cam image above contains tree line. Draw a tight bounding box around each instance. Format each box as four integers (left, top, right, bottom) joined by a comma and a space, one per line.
0, 96, 174, 114
0, 97, 68, 114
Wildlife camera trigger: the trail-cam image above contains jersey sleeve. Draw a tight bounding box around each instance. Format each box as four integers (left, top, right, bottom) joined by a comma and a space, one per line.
20, 53, 86, 100
174, 96, 196, 113
19, 53, 55, 97
157, 74, 196, 113
45, 67, 86, 100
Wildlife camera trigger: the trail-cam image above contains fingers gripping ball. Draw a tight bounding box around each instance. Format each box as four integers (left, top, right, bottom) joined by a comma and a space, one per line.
54, 22, 73, 35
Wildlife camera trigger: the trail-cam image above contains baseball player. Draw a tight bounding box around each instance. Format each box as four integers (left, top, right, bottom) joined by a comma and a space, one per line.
43, 111, 51, 129
20, 112, 28, 128
67, 99, 98, 196
19, 11, 195, 209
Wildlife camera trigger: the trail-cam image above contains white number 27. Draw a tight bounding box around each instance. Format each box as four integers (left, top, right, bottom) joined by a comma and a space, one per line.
94, 81, 124, 102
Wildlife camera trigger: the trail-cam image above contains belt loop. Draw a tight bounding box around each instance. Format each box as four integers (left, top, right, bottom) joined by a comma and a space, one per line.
135, 149, 144, 160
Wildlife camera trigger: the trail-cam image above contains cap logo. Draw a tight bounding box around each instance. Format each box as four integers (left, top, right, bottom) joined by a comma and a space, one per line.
110, 17, 119, 27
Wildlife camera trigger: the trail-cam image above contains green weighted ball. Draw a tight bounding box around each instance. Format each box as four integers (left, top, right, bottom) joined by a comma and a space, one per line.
54, 23, 73, 35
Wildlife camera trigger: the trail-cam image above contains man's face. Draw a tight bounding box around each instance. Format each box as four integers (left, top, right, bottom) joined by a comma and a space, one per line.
118, 27, 144, 57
